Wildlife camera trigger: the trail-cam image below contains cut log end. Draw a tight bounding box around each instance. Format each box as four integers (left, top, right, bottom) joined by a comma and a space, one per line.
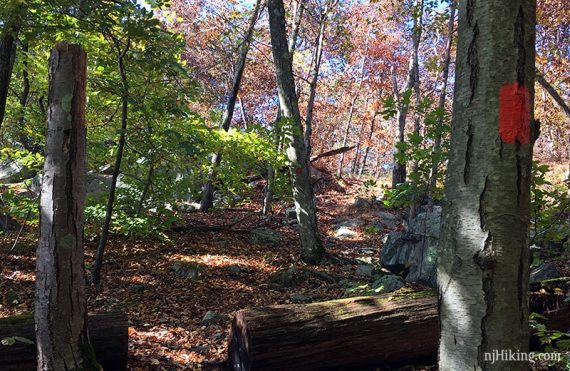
0, 312, 128, 371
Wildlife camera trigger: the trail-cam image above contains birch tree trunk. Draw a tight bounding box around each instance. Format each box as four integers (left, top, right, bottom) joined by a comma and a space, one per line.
268, 0, 324, 264
0, 20, 18, 130
391, 0, 423, 188
200, 0, 263, 211
437, 0, 537, 369
36, 42, 98, 370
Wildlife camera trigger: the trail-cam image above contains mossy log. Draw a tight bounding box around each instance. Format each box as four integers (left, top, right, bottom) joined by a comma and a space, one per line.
0, 312, 128, 370
229, 293, 570, 371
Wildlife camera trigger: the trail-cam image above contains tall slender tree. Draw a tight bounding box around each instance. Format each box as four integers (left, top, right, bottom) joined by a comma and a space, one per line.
92, 34, 131, 286
200, 0, 264, 211
437, 0, 537, 369
36, 42, 98, 370
391, 0, 423, 188
428, 2, 456, 201
268, 0, 324, 264
0, 17, 18, 130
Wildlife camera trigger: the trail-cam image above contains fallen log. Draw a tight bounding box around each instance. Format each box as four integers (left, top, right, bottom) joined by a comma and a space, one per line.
229, 293, 570, 371
309, 146, 355, 163
229, 294, 438, 371
0, 312, 128, 371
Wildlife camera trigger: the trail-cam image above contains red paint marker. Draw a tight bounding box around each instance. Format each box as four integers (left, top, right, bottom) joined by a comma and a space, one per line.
498, 82, 530, 144
295, 167, 303, 175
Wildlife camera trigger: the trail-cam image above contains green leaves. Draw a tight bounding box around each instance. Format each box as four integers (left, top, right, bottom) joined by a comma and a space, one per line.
1, 336, 34, 346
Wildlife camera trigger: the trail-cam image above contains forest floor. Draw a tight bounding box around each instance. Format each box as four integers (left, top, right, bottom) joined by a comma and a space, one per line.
1, 171, 569, 370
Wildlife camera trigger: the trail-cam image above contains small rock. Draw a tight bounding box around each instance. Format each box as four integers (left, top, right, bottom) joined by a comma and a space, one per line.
355, 264, 374, 277
530, 262, 561, 283
290, 293, 312, 303
171, 261, 201, 280
213, 332, 226, 341
250, 228, 282, 245
201, 311, 228, 326
270, 268, 309, 287
225, 265, 243, 275
335, 227, 357, 239
333, 218, 365, 229
286, 207, 297, 220
354, 196, 376, 210
372, 275, 405, 293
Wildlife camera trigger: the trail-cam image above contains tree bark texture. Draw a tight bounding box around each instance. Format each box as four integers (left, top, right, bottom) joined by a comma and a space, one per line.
200, 0, 264, 211
437, 1, 537, 370
36, 42, 97, 370
0, 20, 18, 130
0, 312, 128, 371
268, 0, 324, 264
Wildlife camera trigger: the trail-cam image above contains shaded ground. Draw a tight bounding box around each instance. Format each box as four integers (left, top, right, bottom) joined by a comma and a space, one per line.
1, 177, 416, 370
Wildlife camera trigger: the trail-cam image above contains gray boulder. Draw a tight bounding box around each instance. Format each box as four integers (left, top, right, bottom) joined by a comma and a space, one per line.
380, 207, 442, 287
372, 275, 405, 293
0, 160, 35, 184
355, 264, 375, 278
375, 211, 398, 229
353, 196, 378, 210
530, 262, 561, 283
250, 227, 282, 245
171, 261, 201, 280
201, 311, 229, 326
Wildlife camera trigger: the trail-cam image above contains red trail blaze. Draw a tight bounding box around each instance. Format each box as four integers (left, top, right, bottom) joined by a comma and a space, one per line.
498, 82, 530, 144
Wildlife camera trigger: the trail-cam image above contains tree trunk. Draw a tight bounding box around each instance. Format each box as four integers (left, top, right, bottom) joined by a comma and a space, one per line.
428, 3, 456, 202
200, 0, 264, 211
0, 312, 128, 371
391, 0, 423, 189
263, 1, 304, 215
536, 74, 570, 177
228, 293, 570, 371
92, 37, 130, 286
437, 0, 537, 369
303, 4, 328, 158
36, 42, 98, 370
359, 105, 381, 177
0, 21, 18, 130
268, 0, 324, 264
350, 142, 360, 175
337, 30, 370, 178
